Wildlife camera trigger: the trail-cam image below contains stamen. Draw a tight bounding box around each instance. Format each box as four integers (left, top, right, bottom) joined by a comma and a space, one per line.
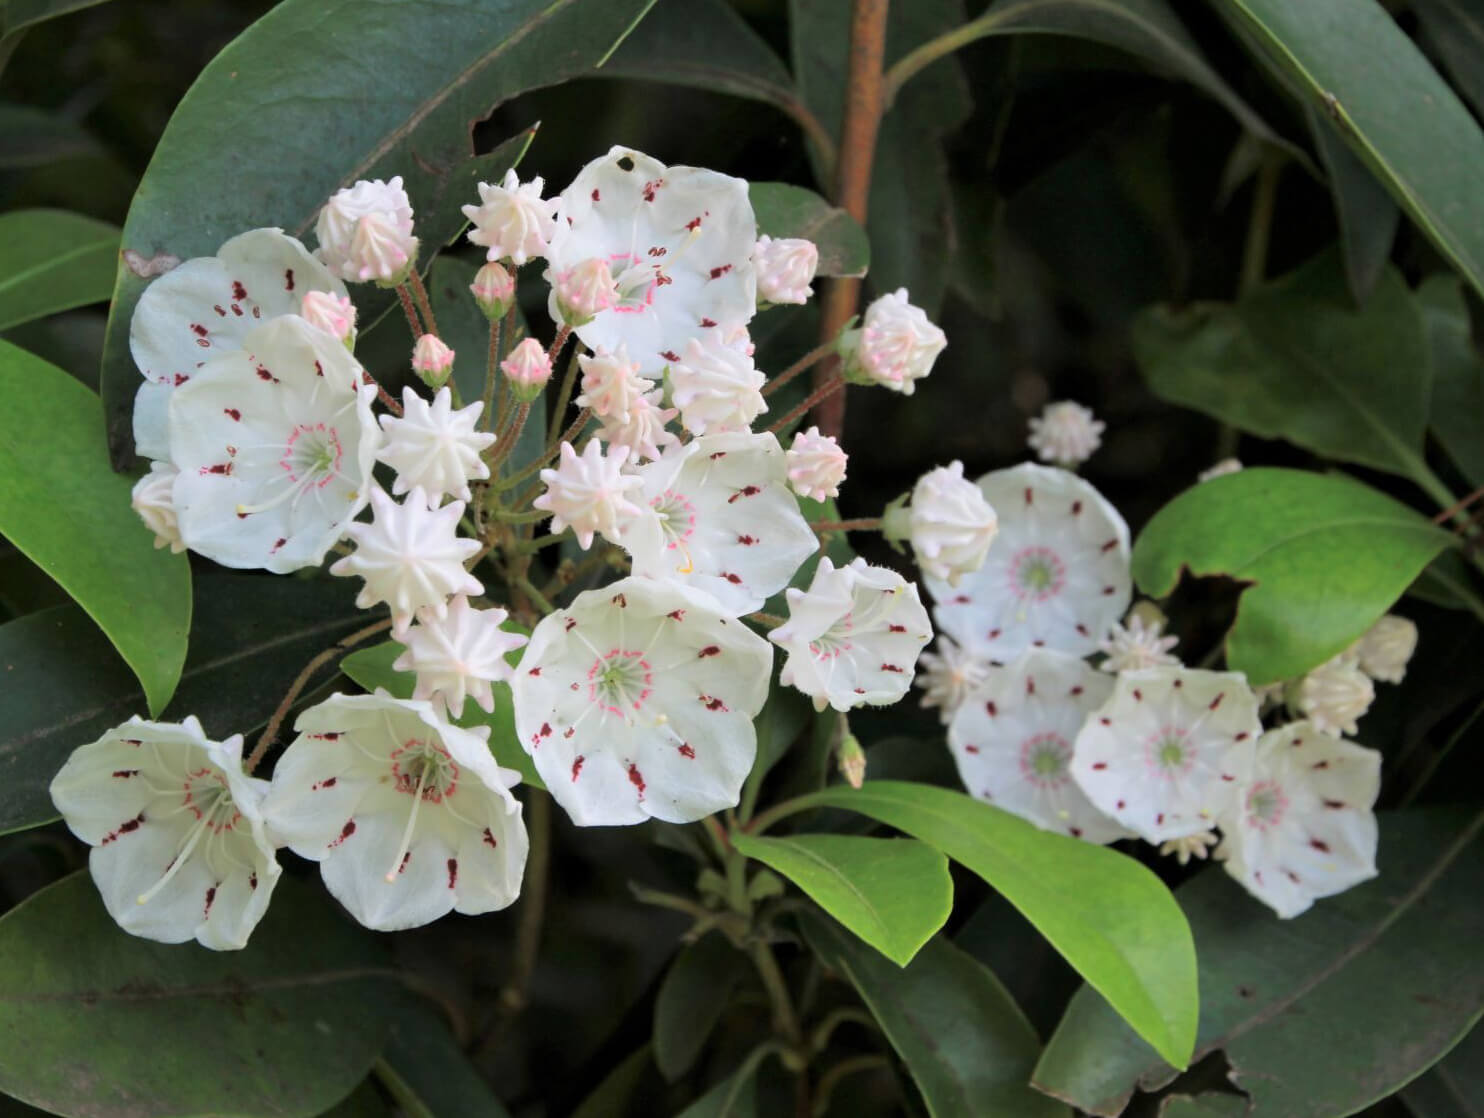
137, 812, 212, 905
385, 763, 428, 882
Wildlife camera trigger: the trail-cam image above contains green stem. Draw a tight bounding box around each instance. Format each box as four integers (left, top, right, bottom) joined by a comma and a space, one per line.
515, 574, 556, 614
546, 340, 583, 446
881, 6, 1019, 109
751, 941, 803, 1047
1239, 149, 1283, 297
494, 507, 548, 525
811, 1055, 888, 1117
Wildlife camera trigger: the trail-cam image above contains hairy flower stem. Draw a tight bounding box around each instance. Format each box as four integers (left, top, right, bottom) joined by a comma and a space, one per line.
485, 401, 530, 476
764, 340, 839, 399
768, 376, 846, 436
811, 518, 881, 534
546, 339, 582, 446
483, 318, 504, 434
407, 268, 440, 337
394, 283, 423, 338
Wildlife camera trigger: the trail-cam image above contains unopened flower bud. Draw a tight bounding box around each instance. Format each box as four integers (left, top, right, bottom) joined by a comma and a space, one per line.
462, 169, 557, 266
883, 461, 997, 586
502, 337, 551, 402
841, 288, 946, 395
300, 290, 357, 346
1027, 400, 1104, 468
786, 426, 847, 502
470, 261, 515, 320
314, 176, 418, 285
837, 732, 866, 789
412, 334, 455, 388
551, 257, 617, 326
754, 235, 818, 306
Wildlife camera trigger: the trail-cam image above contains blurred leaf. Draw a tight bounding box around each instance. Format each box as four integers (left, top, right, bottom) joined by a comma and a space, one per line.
674, 1051, 765, 1118
1401, 1019, 1484, 1118
317, 1080, 394, 1118
785, 781, 1197, 1070
1409, 551, 1484, 619
1419, 273, 1484, 489
1157, 1094, 1248, 1117
0, 872, 398, 1118
1308, 106, 1398, 304
0, 209, 118, 332
377, 998, 513, 1118
744, 677, 812, 810
1132, 467, 1455, 684
0, 342, 189, 715
99, 0, 656, 466
0, 104, 104, 169
653, 933, 749, 1081
733, 833, 950, 966
570, 1046, 655, 1118
749, 183, 870, 279
1412, 0, 1484, 118
0, 0, 111, 36
802, 915, 1067, 1118
1033, 808, 1484, 1117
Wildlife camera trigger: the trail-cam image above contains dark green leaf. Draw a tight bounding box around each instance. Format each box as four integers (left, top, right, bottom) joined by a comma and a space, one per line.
0, 104, 104, 169
1131, 467, 1455, 684
749, 183, 869, 279
1401, 1019, 1484, 1118
1157, 1095, 1248, 1118
1419, 274, 1484, 489
1412, 0, 1484, 118
1308, 106, 1398, 304
570, 1046, 655, 1118
653, 932, 749, 1081
0, 209, 118, 331
0, 0, 111, 37
674, 1051, 765, 1118
1033, 809, 1484, 1117
377, 998, 513, 1118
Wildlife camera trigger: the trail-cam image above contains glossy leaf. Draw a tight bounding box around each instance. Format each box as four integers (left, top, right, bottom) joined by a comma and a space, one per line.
0, 872, 398, 1118
1412, 0, 1484, 118
378, 999, 514, 1118
0, 342, 189, 714
1308, 106, 1398, 304
1419, 274, 1484, 489
732, 833, 951, 966
783, 781, 1197, 1070
0, 209, 118, 331
1033, 809, 1484, 1117
653, 933, 749, 1081
749, 182, 869, 279
1132, 467, 1455, 685
1401, 1020, 1484, 1118
1158, 1095, 1248, 1118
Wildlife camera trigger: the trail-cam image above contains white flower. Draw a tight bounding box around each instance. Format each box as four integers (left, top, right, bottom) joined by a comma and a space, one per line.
948, 649, 1128, 843
534, 440, 645, 550
393, 596, 529, 718
1354, 614, 1417, 684
576, 345, 650, 420
129, 228, 346, 460
131, 461, 185, 553
1027, 401, 1104, 467
754, 235, 818, 305
1069, 666, 1261, 843
843, 288, 946, 395
377, 386, 493, 506
915, 636, 992, 725
771, 557, 933, 712
925, 463, 1132, 661
1298, 653, 1374, 737
300, 290, 357, 345
785, 426, 847, 502
49, 716, 281, 951
668, 331, 768, 436
546, 146, 757, 378
511, 576, 773, 826
894, 461, 998, 586
501, 337, 552, 397
315, 176, 418, 283
598, 390, 679, 463
1218, 721, 1380, 919
1159, 830, 1220, 865
262, 692, 527, 931
330, 486, 482, 636
462, 169, 558, 267
167, 315, 381, 574
619, 431, 817, 615
471, 261, 516, 318
1099, 612, 1180, 673
1199, 458, 1243, 483
411, 334, 455, 386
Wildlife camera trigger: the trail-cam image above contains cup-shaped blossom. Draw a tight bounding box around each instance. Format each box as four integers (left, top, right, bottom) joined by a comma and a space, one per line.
411, 334, 455, 387
915, 635, 991, 725
462, 169, 558, 266
619, 431, 817, 615
262, 692, 527, 931
771, 557, 934, 712
786, 426, 846, 502
1070, 666, 1261, 843
925, 463, 1131, 661
668, 331, 767, 436
842, 288, 946, 395
949, 649, 1128, 843
131, 461, 185, 553
1353, 614, 1417, 684
1217, 720, 1381, 919
511, 576, 773, 826
545, 147, 757, 378
49, 716, 281, 950
129, 228, 346, 460
888, 461, 998, 586
314, 176, 418, 284
501, 337, 552, 402
753, 235, 818, 305
394, 596, 529, 718
167, 315, 381, 573
471, 261, 516, 320
550, 257, 620, 326
377, 386, 494, 505
533, 440, 645, 550
1027, 400, 1105, 467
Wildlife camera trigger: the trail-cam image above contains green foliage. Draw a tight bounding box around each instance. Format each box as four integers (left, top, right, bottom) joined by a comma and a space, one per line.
653, 933, 750, 1081
377, 1000, 514, 1118
0, 209, 117, 331
1419, 275, 1484, 489
749, 183, 870, 278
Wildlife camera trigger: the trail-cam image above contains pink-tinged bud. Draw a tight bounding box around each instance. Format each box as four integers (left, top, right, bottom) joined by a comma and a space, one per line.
300, 290, 357, 345
470, 261, 515, 320
502, 337, 551, 402
314, 176, 418, 286
786, 426, 847, 502
412, 334, 455, 387
754, 235, 819, 305
552, 257, 618, 326
837, 732, 866, 789
842, 288, 946, 396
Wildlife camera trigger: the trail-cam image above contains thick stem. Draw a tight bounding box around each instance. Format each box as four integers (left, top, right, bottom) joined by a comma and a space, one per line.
500, 790, 550, 1009
768, 376, 847, 436
407, 268, 440, 337
764, 340, 840, 399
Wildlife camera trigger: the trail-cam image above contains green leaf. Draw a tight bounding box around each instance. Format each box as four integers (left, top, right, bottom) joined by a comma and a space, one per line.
1411, 0, 1484, 118
802, 916, 1068, 1118
0, 341, 189, 714
1401, 1019, 1484, 1118
570, 1046, 655, 1118
0, 872, 399, 1118
340, 639, 543, 788
0, 104, 104, 169
674, 1051, 765, 1118
1131, 467, 1455, 684
1419, 274, 1484, 490
782, 781, 1197, 1070
749, 183, 869, 279
377, 999, 513, 1118
1308, 106, 1398, 304
1157, 1095, 1248, 1118
653, 932, 749, 1081
99, 0, 656, 466
0, 209, 118, 331
0, 0, 111, 37
1033, 809, 1484, 1117
732, 833, 950, 966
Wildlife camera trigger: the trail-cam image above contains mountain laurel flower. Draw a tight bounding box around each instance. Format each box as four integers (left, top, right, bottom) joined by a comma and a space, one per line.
1026, 400, 1105, 467
771, 557, 933, 712
511, 577, 773, 826
842, 288, 946, 395
598, 390, 679, 463
551, 256, 620, 327
753, 235, 818, 305
330, 485, 482, 636
668, 331, 767, 435
534, 440, 645, 550
1218, 721, 1380, 919
129, 228, 345, 460
377, 386, 494, 506
167, 315, 381, 574
131, 461, 185, 553
785, 427, 847, 502
915, 636, 992, 725
1098, 611, 1180, 673
50, 716, 281, 951
576, 345, 651, 420
470, 260, 516, 320
315, 176, 418, 284
393, 596, 529, 718
262, 692, 527, 932
411, 334, 455, 388
299, 290, 357, 346
1353, 614, 1417, 684
1297, 653, 1374, 737
501, 337, 553, 402
1199, 457, 1243, 483
1070, 666, 1261, 844
462, 169, 558, 266
886, 461, 998, 587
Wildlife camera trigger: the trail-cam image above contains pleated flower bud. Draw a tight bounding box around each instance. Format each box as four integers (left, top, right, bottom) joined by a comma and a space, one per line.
501, 337, 551, 403
300, 290, 357, 346
551, 257, 618, 327
411, 334, 455, 388
471, 261, 515, 321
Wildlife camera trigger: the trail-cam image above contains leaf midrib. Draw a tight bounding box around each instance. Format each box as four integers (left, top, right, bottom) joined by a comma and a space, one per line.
0, 234, 116, 297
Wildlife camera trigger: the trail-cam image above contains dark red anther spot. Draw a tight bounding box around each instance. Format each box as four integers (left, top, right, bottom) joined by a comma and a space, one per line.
727, 485, 761, 504
1100, 538, 1118, 553
678, 743, 695, 759
1312, 760, 1330, 770
1032, 639, 1045, 648
1102, 585, 1116, 595
591, 188, 600, 202
964, 744, 980, 754
483, 828, 498, 848
1076, 623, 1089, 637
256, 365, 278, 382
1116, 799, 1126, 809
661, 350, 681, 362
204, 886, 216, 917
1071, 500, 1083, 515
708, 264, 733, 279
721, 572, 742, 584
314, 360, 323, 377
310, 731, 341, 741
667, 609, 686, 621
1099, 717, 1111, 726
710, 451, 727, 459
284, 268, 295, 291
1026, 676, 1037, 695
249, 872, 258, 890
538, 722, 552, 739
311, 777, 337, 791
648, 246, 666, 257
612, 592, 628, 607
213, 304, 227, 316
987, 628, 1001, 639
627, 763, 646, 796
270, 537, 287, 553
1173, 679, 1183, 688
1024, 487, 1034, 505
565, 617, 577, 631
1070, 827, 1083, 838
1070, 685, 1084, 696
331, 819, 356, 847
656, 273, 672, 286
642, 179, 662, 202
701, 695, 728, 712
985, 701, 998, 716
1220, 773, 1235, 782
1323, 799, 1346, 809
112, 770, 139, 779
563, 727, 574, 739
1235, 731, 1250, 742
1292, 737, 1304, 747
685, 216, 702, 231
190, 323, 208, 337
1132, 689, 1143, 702
173, 373, 189, 385
1156, 813, 1165, 825
1209, 693, 1225, 710
195, 337, 211, 348
1310, 838, 1331, 853
700, 317, 716, 328
399, 852, 410, 875
230, 303, 244, 316
1285, 870, 1301, 884
232, 281, 248, 301
528, 666, 541, 676
1092, 762, 1108, 770
889, 624, 906, 633
447, 858, 458, 889
571, 756, 585, 781
202, 462, 233, 476
223, 407, 241, 421
737, 534, 756, 545
698, 645, 720, 658
881, 663, 904, 673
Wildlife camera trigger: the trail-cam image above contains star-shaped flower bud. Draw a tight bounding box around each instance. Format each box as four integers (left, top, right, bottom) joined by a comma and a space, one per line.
300, 290, 357, 346
841, 288, 946, 395
49, 716, 281, 950
533, 440, 644, 550
471, 261, 516, 320
330, 485, 482, 635
598, 389, 679, 463
377, 386, 494, 506
915, 635, 992, 725
771, 557, 934, 712
462, 169, 558, 266
1070, 666, 1261, 843
168, 315, 381, 573
1353, 614, 1417, 684
131, 461, 185, 553
925, 463, 1132, 661
1098, 610, 1180, 673
129, 228, 346, 460
511, 576, 773, 826
1159, 830, 1220, 865
262, 692, 527, 931
576, 345, 650, 420
1217, 720, 1380, 918
501, 338, 553, 402
785, 426, 847, 502
885, 461, 998, 587
1297, 652, 1373, 737
668, 330, 767, 436
619, 431, 817, 614
315, 177, 418, 285
411, 334, 455, 388
393, 596, 529, 718
949, 649, 1129, 843
753, 235, 818, 305
1027, 400, 1105, 468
